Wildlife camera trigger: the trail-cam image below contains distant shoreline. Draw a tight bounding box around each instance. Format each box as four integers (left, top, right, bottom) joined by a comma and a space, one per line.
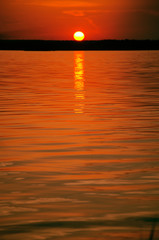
0, 40, 159, 51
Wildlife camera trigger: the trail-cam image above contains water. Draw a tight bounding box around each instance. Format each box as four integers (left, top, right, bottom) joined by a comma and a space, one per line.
0, 50, 159, 240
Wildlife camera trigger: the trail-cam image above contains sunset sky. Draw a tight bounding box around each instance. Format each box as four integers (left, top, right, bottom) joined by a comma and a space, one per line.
0, 0, 159, 40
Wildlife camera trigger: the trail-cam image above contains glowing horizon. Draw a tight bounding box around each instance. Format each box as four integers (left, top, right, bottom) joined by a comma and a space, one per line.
0, 0, 159, 40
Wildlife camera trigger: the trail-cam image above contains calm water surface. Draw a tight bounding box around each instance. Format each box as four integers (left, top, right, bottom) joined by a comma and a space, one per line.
0, 50, 159, 240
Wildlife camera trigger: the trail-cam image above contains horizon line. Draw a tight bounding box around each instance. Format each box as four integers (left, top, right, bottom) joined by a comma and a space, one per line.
0, 39, 159, 41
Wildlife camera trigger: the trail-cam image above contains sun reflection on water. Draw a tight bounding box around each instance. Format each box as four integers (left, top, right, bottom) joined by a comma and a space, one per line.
74, 51, 85, 114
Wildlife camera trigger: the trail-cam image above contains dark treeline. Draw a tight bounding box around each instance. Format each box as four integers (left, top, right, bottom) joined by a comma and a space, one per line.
0, 39, 159, 51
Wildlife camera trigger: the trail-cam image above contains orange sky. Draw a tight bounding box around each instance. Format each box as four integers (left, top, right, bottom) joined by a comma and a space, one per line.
0, 0, 159, 40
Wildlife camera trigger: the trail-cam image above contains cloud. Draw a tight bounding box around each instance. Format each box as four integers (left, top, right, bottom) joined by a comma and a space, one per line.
0, 206, 37, 216
63, 10, 85, 17
25, 0, 99, 8
12, 197, 88, 204
146, 10, 159, 16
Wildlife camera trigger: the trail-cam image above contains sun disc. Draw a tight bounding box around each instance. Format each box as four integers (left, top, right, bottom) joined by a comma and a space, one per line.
73, 31, 85, 41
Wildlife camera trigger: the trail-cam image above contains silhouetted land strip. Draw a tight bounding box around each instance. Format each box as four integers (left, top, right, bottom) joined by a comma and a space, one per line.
0, 40, 159, 51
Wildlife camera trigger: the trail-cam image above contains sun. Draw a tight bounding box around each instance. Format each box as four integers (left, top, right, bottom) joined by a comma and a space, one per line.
73, 31, 85, 41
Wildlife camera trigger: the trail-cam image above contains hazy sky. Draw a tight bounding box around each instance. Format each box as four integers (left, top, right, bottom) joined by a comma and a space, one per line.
0, 0, 159, 40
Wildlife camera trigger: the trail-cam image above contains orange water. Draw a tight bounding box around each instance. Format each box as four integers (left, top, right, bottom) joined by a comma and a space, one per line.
0, 50, 159, 240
